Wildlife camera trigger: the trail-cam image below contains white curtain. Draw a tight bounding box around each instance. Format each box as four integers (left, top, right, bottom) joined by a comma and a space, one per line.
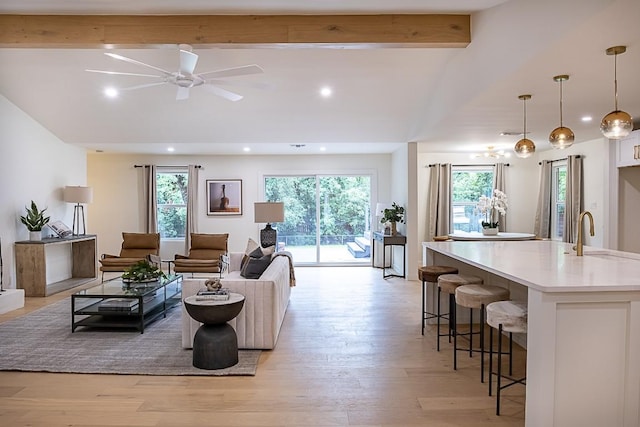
563, 155, 583, 243
534, 160, 552, 238
184, 165, 199, 254
427, 163, 451, 240
142, 165, 157, 234
492, 162, 507, 231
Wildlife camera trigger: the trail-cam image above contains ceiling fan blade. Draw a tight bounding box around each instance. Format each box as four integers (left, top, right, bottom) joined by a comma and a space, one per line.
176, 87, 190, 101
104, 52, 174, 77
203, 84, 243, 102
206, 79, 274, 91
197, 64, 264, 79
119, 81, 167, 91
180, 49, 198, 75
86, 69, 162, 78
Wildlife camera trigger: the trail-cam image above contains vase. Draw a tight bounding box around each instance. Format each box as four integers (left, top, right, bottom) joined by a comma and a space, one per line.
29, 231, 42, 241
482, 227, 498, 236
391, 222, 397, 236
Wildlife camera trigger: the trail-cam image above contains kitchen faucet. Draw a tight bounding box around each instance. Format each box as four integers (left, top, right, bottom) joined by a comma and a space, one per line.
574, 211, 594, 256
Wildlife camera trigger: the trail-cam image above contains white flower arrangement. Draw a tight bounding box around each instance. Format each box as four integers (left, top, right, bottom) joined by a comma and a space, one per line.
477, 189, 508, 229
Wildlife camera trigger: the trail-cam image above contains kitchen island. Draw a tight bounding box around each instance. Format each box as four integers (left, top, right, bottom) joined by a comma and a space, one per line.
423, 240, 640, 427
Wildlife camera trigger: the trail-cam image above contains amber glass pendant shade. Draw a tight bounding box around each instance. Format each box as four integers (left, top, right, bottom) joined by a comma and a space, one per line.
514, 94, 535, 158
549, 75, 574, 149
601, 46, 633, 140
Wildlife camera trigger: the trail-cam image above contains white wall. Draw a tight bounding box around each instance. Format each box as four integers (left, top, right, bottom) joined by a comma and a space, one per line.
88, 152, 392, 260
0, 95, 88, 289
416, 137, 609, 252
416, 150, 538, 238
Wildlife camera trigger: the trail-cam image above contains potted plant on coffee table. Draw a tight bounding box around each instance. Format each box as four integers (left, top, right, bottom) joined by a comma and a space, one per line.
20, 200, 50, 241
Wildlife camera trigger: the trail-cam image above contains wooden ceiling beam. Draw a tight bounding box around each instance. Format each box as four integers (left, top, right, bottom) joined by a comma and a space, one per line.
0, 14, 470, 48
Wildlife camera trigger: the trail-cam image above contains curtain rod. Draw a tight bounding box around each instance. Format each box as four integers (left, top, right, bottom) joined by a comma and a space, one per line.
538, 155, 580, 165
134, 165, 201, 168
427, 163, 510, 167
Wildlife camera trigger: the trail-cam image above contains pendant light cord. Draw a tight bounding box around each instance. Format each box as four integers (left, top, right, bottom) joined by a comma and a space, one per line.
614, 52, 619, 111
523, 97, 527, 136
559, 79, 564, 126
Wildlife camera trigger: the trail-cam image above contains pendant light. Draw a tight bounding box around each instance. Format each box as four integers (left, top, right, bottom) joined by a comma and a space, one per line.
514, 94, 535, 158
600, 46, 633, 140
549, 75, 575, 149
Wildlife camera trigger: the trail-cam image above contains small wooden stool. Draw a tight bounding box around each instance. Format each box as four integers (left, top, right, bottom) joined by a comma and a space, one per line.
436, 274, 483, 351
418, 265, 458, 335
454, 284, 510, 382
487, 300, 527, 415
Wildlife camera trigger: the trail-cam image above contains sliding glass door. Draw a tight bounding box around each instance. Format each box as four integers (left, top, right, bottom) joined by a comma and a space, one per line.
265, 175, 371, 265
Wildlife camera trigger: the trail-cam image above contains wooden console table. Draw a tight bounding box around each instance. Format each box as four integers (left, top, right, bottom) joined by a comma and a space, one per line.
15, 235, 97, 296
372, 232, 406, 278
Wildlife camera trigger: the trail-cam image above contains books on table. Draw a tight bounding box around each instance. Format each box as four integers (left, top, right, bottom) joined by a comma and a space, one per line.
98, 298, 138, 312
195, 288, 230, 301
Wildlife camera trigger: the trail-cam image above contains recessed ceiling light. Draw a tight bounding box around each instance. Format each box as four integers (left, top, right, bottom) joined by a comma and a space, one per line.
320, 87, 332, 98
167, 147, 175, 152
581, 116, 593, 122
104, 87, 118, 98
243, 147, 251, 152
320, 146, 326, 152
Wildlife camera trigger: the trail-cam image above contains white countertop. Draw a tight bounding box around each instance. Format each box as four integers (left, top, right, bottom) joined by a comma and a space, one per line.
423, 240, 640, 292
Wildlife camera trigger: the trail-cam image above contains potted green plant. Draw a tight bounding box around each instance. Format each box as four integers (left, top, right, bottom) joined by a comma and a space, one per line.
380, 202, 405, 236
20, 200, 50, 241
121, 260, 166, 284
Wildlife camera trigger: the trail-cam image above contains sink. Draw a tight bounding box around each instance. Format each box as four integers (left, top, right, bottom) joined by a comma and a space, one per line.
582, 250, 640, 261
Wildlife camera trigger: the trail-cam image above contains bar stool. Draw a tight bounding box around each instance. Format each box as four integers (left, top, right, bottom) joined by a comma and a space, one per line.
436, 274, 483, 351
487, 300, 527, 416
454, 284, 510, 382
418, 265, 458, 335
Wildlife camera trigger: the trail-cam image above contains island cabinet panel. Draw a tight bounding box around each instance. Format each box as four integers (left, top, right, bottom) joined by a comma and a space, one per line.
423, 240, 640, 427
15, 235, 97, 297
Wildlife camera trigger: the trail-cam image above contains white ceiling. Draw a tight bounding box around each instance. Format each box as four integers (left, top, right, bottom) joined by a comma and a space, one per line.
0, 0, 639, 156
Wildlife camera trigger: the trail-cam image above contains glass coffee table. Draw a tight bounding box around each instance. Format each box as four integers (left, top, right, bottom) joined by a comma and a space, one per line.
71, 275, 182, 333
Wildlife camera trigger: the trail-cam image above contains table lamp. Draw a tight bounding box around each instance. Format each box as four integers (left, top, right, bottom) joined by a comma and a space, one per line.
64, 186, 93, 235
254, 202, 285, 248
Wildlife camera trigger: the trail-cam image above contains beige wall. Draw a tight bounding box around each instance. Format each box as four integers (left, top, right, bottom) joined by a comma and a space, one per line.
0, 95, 88, 289
88, 152, 393, 261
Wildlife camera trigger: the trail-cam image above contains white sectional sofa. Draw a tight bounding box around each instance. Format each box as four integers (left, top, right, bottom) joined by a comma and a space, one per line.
181, 251, 292, 350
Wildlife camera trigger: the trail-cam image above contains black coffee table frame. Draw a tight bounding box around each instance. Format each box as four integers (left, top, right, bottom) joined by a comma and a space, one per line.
71, 275, 182, 333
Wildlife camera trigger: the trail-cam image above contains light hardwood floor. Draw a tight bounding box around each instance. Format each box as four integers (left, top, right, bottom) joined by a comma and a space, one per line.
0, 267, 525, 426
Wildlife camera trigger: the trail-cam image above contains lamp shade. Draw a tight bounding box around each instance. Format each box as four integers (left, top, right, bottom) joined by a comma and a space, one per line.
254, 202, 284, 223
63, 186, 93, 204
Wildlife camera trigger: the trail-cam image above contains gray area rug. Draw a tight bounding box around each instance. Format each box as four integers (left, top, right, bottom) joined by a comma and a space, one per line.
0, 299, 260, 376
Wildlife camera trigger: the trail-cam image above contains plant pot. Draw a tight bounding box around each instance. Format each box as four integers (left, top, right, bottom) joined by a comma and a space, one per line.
482, 227, 498, 236
29, 231, 42, 241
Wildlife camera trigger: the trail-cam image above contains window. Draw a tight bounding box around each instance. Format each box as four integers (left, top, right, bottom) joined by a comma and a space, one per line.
551, 163, 567, 240
156, 168, 188, 239
451, 166, 494, 232
264, 175, 371, 265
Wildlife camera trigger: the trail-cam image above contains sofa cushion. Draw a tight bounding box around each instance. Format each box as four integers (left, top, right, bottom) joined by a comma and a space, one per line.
240, 255, 272, 279
241, 238, 275, 269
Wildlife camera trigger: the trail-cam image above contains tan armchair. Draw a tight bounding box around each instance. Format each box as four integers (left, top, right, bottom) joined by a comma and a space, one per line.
99, 232, 161, 281
174, 233, 228, 276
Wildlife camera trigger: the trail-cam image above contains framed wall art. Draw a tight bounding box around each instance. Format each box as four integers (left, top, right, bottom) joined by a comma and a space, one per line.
206, 179, 243, 216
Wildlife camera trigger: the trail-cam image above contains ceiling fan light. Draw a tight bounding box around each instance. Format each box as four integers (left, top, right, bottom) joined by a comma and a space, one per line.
600, 110, 633, 139
549, 126, 575, 149
514, 138, 535, 158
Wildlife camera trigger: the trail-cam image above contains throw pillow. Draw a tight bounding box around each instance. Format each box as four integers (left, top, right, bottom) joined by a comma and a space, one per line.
241, 238, 261, 270
240, 255, 272, 279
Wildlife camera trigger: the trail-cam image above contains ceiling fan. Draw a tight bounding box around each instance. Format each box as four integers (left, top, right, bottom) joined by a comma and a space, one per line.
86, 44, 265, 101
